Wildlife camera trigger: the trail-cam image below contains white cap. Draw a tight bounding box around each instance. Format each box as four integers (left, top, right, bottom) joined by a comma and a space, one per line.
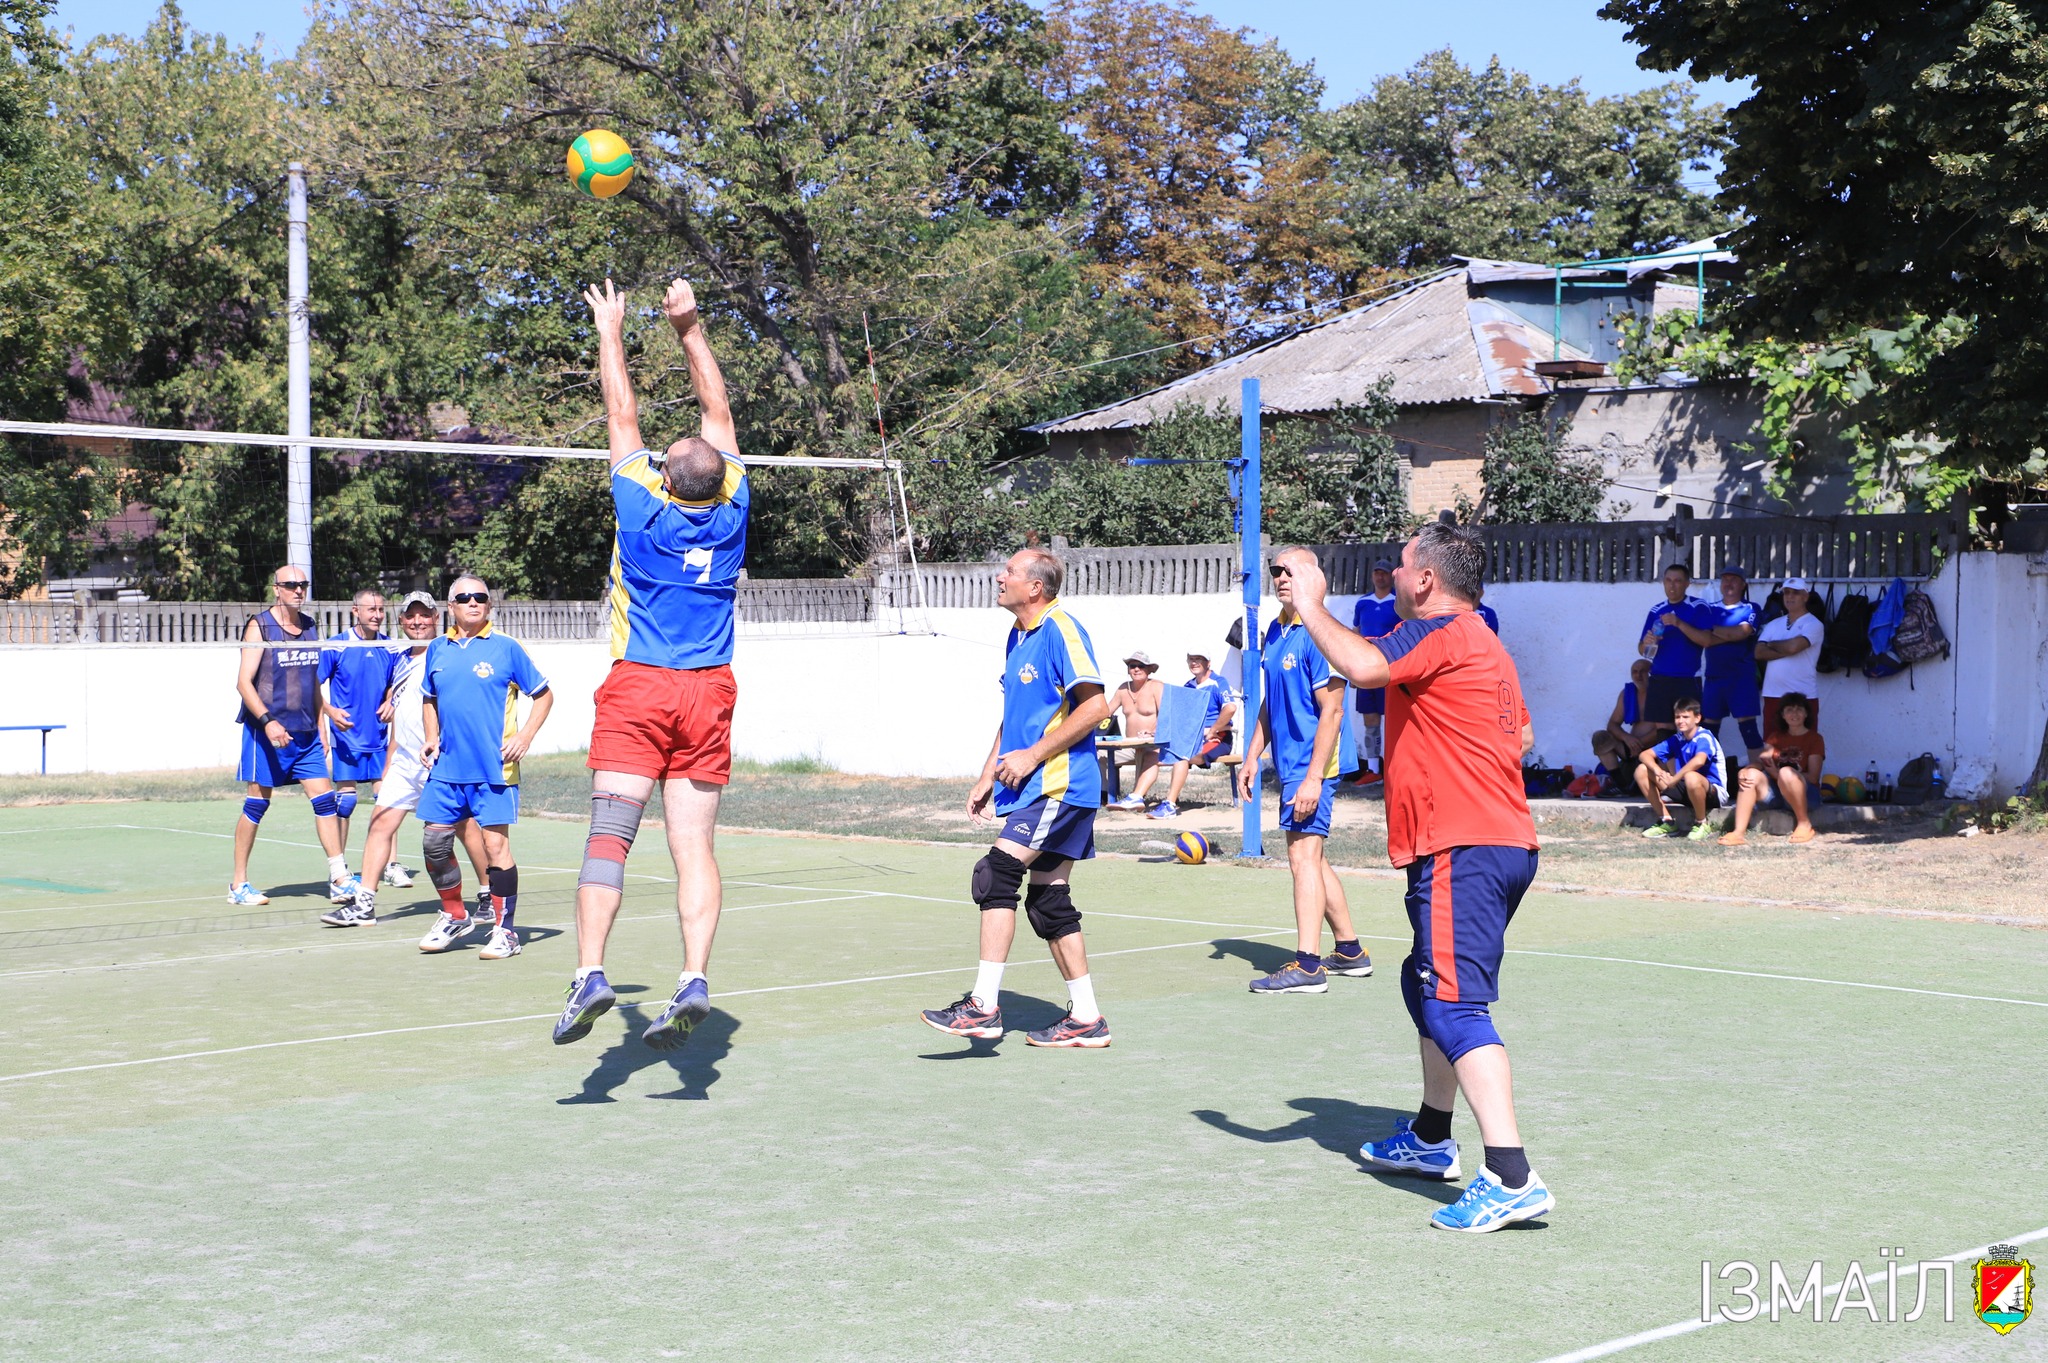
1782, 576, 1813, 593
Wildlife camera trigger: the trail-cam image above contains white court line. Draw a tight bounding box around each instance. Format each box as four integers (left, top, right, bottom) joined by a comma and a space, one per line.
0, 929, 1291, 1083
1504, 946, 2048, 1011
0, 890, 879, 981
1533, 1223, 2048, 1363
0, 893, 227, 917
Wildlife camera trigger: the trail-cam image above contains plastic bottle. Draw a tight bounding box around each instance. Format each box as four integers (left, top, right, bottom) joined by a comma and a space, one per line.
1881, 771, 1894, 803
1864, 763, 1879, 797
1931, 761, 1945, 800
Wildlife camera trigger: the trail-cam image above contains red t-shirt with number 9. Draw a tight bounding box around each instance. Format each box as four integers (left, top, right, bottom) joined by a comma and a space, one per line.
1377, 609, 1540, 868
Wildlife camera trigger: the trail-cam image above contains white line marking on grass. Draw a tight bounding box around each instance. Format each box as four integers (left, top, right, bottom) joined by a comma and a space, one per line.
1531, 1224, 2048, 1363
0, 893, 228, 917
0, 930, 1290, 1083
1505, 947, 2048, 1010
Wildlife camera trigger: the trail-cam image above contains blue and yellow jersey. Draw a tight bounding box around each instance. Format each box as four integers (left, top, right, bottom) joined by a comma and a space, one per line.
1262, 611, 1343, 787
608, 448, 749, 670
997, 600, 1104, 813
421, 624, 551, 786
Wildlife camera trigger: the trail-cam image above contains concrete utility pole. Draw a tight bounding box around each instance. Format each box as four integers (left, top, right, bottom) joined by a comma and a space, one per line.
286, 162, 313, 584
1238, 377, 1263, 860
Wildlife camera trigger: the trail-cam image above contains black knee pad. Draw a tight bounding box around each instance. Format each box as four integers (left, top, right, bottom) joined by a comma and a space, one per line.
421, 824, 460, 890
1024, 880, 1081, 942
972, 848, 1026, 911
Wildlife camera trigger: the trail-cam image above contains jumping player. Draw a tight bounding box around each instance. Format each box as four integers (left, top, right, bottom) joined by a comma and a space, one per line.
324, 592, 491, 933
1276, 529, 1552, 1234
1238, 552, 1370, 993
418, 576, 553, 961
554, 278, 748, 1051
318, 589, 402, 872
920, 548, 1113, 1048
228, 564, 356, 907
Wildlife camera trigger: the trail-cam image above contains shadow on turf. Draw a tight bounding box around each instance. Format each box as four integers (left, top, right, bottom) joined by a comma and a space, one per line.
917, 992, 1069, 1058
1194, 1100, 1527, 1210
557, 1001, 737, 1103
1205, 937, 1295, 974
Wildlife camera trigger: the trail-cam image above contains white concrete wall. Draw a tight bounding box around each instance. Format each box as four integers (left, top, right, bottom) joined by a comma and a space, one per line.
7, 556, 2044, 794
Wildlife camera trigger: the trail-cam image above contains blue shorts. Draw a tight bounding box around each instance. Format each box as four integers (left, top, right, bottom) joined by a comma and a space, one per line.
1279, 776, 1339, 839
237, 726, 329, 787
995, 798, 1096, 863
1404, 845, 1539, 1005
1354, 686, 1386, 716
1701, 673, 1761, 722
417, 779, 520, 827
328, 743, 387, 783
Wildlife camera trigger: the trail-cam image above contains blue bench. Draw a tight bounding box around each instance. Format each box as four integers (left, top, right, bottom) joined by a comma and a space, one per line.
0, 725, 66, 775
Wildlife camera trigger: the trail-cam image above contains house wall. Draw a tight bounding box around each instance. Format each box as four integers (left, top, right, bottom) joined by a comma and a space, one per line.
10, 555, 2044, 800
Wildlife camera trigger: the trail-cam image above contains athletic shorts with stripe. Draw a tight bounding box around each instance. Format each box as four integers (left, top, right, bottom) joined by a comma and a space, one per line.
587, 659, 736, 784
1404, 845, 1539, 1006
997, 798, 1097, 862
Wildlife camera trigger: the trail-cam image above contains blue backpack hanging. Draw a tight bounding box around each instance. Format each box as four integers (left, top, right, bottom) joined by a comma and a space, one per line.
1867, 577, 1908, 658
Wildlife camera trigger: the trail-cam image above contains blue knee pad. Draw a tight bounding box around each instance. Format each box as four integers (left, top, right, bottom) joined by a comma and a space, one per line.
242, 797, 270, 825
1401, 954, 1504, 1063
336, 790, 358, 820
1738, 716, 1764, 750
309, 791, 339, 818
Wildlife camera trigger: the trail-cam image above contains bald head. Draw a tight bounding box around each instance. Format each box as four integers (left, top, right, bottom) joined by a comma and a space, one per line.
663, 437, 726, 502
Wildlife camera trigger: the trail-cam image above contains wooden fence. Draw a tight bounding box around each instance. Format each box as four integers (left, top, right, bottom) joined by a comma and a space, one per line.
0, 515, 1963, 642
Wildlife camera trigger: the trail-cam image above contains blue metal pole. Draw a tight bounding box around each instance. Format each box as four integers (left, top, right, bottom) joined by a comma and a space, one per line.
1239, 378, 1264, 860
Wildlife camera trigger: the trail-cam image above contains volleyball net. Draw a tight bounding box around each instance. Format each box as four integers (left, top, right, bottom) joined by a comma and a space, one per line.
0, 419, 932, 646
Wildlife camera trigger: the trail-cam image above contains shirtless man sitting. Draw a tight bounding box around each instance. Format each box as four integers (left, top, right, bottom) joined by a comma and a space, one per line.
1109, 651, 1165, 811
1590, 659, 1659, 783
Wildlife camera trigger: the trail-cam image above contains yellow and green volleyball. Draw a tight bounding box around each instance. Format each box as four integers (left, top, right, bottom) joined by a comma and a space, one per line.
567, 129, 636, 199
1173, 830, 1210, 865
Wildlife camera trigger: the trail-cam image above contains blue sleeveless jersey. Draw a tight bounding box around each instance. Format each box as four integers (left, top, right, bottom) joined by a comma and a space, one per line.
247, 610, 323, 734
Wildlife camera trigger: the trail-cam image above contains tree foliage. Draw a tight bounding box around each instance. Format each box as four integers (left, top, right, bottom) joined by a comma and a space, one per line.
1603, 0, 2048, 490
1459, 407, 1609, 524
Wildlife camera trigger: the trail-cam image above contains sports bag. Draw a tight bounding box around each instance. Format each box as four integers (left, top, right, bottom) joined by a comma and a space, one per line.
1819, 592, 1872, 673
1896, 752, 1938, 805
1889, 588, 1950, 664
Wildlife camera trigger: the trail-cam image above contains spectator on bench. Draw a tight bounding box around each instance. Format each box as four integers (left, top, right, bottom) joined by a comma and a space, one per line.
1149, 650, 1238, 818
1590, 659, 1658, 782
1109, 651, 1164, 811
1756, 577, 1825, 735
1718, 691, 1823, 847
1633, 696, 1727, 841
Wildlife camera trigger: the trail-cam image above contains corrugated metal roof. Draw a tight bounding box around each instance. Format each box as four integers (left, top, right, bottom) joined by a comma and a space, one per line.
1032, 268, 1589, 434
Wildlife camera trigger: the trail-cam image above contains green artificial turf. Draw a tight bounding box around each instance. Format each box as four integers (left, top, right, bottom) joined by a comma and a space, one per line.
2, 800, 2044, 1362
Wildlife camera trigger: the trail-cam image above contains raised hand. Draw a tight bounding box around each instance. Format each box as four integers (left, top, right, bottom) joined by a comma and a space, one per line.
663, 278, 700, 332
584, 278, 628, 335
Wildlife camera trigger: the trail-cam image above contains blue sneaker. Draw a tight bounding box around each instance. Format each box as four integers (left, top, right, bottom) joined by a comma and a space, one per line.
642, 977, 711, 1051
1321, 945, 1373, 977
1147, 801, 1180, 819
552, 970, 617, 1046
227, 881, 269, 906
1249, 960, 1328, 994
1359, 1117, 1460, 1180
327, 873, 362, 905
1429, 1167, 1554, 1233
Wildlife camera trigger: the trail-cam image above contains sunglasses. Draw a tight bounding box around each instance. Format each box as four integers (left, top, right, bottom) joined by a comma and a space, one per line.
275, 580, 310, 591
1268, 566, 1291, 579
450, 592, 489, 604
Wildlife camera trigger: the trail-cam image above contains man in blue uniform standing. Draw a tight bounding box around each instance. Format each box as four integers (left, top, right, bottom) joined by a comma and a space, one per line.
1697, 566, 1762, 764
1240, 551, 1371, 992
318, 589, 406, 878
921, 547, 1114, 1048
419, 575, 554, 962
1349, 558, 1399, 783
228, 564, 355, 907
1636, 563, 1716, 735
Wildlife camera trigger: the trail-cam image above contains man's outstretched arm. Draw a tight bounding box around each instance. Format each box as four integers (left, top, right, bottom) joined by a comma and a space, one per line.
664, 279, 737, 456
1274, 549, 1392, 688
584, 279, 644, 468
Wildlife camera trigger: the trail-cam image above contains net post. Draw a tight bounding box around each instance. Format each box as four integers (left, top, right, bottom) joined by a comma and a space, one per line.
286, 163, 312, 584
1239, 377, 1263, 861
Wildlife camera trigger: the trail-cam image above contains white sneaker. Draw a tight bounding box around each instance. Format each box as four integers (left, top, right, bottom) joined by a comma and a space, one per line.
328, 873, 361, 905
418, 911, 473, 954
228, 881, 270, 906
478, 926, 521, 960
382, 862, 415, 888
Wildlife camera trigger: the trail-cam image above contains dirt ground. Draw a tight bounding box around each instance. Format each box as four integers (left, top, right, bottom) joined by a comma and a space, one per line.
6, 754, 2042, 925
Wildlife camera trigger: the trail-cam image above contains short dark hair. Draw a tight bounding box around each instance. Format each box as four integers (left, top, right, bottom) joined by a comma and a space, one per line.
1673, 696, 1703, 717
663, 437, 727, 502
1664, 562, 1692, 579
1777, 691, 1811, 713
1409, 522, 1484, 603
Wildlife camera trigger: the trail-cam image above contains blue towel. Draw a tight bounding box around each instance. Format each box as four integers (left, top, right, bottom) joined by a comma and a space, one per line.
1155, 683, 1206, 761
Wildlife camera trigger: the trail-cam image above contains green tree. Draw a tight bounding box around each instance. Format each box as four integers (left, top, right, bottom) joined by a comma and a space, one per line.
1458, 407, 1609, 524
1318, 49, 1731, 270
1602, 0, 2048, 490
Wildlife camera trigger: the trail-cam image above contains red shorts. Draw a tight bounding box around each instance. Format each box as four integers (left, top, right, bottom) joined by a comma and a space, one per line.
588, 660, 736, 783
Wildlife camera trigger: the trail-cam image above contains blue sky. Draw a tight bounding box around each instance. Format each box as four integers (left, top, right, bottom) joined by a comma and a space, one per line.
50, 0, 1744, 109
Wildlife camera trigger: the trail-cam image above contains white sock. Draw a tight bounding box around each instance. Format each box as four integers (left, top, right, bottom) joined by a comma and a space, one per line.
679, 970, 707, 992
574, 965, 603, 983
972, 960, 1005, 1010
1066, 973, 1100, 1023
327, 854, 348, 881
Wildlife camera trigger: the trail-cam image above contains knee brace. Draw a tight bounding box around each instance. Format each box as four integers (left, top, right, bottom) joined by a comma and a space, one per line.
1738, 716, 1764, 751
1023, 879, 1082, 942
422, 824, 462, 890
971, 848, 1027, 912
241, 797, 270, 826
577, 791, 646, 893
309, 791, 339, 818
488, 864, 520, 928
336, 790, 358, 820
